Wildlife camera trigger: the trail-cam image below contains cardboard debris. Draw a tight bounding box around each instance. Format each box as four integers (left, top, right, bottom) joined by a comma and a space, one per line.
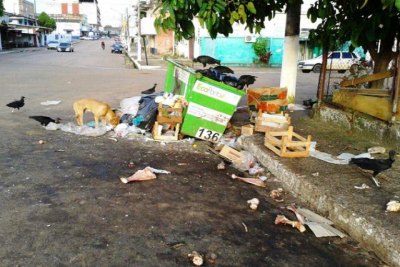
297, 208, 333, 225
297, 208, 346, 238
305, 222, 346, 238
219, 145, 242, 162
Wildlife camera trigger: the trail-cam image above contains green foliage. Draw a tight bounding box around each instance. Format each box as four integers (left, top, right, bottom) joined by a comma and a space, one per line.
307, 0, 400, 72
0, 0, 4, 17
37, 12, 56, 30
154, 0, 299, 40
252, 37, 268, 57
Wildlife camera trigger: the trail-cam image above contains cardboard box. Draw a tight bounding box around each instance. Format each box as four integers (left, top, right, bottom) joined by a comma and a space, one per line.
219, 145, 242, 162
247, 87, 288, 113
255, 112, 290, 133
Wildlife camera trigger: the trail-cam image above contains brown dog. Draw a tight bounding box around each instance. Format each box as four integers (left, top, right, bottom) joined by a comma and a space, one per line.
73, 98, 119, 128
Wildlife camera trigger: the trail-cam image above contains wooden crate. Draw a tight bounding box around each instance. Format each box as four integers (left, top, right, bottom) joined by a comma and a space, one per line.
157, 103, 183, 124
152, 122, 180, 141
255, 111, 290, 133
264, 126, 311, 158
241, 124, 254, 136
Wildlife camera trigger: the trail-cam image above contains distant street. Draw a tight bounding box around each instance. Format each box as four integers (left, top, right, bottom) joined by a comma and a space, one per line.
0, 40, 381, 266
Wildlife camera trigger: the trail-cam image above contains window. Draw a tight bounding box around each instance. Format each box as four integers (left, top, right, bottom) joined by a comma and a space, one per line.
330, 52, 341, 59
342, 52, 352, 58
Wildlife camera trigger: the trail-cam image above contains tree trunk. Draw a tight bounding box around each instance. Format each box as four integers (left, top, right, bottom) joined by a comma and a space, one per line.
279, 1, 301, 103
367, 38, 396, 89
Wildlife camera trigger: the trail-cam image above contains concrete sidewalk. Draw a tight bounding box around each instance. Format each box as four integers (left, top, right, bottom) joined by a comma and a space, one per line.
128, 52, 400, 266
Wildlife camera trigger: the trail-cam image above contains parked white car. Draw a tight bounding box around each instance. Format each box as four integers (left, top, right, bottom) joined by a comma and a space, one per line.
47, 41, 58, 50
298, 51, 360, 73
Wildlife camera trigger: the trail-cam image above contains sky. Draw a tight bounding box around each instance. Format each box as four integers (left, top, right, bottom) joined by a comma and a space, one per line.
29, 0, 134, 27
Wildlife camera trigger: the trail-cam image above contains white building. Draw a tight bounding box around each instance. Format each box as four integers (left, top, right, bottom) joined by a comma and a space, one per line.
35, 0, 100, 39
3, 0, 35, 18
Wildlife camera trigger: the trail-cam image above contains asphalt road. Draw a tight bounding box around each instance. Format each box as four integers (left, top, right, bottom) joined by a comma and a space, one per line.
0, 40, 382, 266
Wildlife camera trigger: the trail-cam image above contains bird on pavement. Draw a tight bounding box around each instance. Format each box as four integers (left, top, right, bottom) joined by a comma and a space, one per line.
349, 150, 396, 187
29, 116, 61, 126
193, 55, 221, 68
6, 96, 25, 112
141, 83, 157, 95
237, 75, 257, 89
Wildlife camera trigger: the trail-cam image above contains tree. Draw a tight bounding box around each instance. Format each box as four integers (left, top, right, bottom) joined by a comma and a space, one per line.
307, 0, 400, 86
0, 0, 4, 17
37, 12, 56, 30
154, 0, 294, 40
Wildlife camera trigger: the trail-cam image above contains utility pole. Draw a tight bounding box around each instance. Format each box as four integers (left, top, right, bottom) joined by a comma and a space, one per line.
136, 0, 141, 61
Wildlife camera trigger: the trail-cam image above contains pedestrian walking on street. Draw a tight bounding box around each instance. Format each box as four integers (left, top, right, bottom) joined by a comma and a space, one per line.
101, 41, 105, 50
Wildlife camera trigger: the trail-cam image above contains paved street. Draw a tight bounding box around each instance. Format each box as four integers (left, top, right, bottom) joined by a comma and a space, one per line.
0, 40, 383, 266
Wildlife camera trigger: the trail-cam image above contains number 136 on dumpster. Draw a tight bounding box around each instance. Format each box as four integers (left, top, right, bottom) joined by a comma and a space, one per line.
195, 127, 221, 143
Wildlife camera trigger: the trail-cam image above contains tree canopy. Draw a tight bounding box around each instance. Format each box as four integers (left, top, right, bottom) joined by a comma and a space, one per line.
154, 0, 400, 76
307, 0, 400, 73
37, 12, 56, 30
0, 0, 4, 17
154, 0, 302, 40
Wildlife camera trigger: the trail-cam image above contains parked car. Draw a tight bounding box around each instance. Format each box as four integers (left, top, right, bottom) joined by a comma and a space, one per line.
47, 41, 58, 50
111, 43, 124, 54
298, 51, 360, 73
57, 42, 74, 52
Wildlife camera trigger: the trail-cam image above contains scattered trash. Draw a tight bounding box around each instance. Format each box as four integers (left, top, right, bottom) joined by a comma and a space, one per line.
287, 205, 306, 224
120, 167, 158, 184
368, 146, 386, 154
354, 183, 370, 190
45, 122, 112, 137
108, 137, 118, 142
259, 175, 268, 181
232, 151, 256, 171
297, 208, 346, 238
274, 214, 306, 232
311, 172, 319, 177
217, 161, 225, 170
270, 188, 284, 202
40, 100, 61, 106
119, 96, 141, 115
54, 149, 65, 152
38, 140, 46, 145
247, 198, 260, 210
231, 174, 266, 187
146, 167, 171, 174
219, 145, 242, 162
242, 222, 248, 232
188, 251, 204, 266
207, 253, 217, 265
128, 162, 135, 168
310, 142, 373, 164
386, 200, 400, 212
248, 164, 264, 175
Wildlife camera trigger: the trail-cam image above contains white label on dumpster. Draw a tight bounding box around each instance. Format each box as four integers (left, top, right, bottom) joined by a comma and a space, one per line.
186, 102, 230, 126
174, 66, 190, 84
192, 81, 242, 105
195, 127, 222, 142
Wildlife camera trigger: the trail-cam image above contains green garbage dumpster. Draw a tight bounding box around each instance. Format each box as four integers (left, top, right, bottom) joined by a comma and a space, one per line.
164, 59, 245, 143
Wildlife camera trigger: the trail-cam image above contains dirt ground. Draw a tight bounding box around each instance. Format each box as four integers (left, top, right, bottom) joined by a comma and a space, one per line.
0, 108, 385, 266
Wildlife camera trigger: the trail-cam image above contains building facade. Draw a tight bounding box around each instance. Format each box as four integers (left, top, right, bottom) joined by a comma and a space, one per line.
1, 1, 51, 50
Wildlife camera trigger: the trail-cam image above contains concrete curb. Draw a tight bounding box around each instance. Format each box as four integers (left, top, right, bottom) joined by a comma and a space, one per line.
240, 135, 400, 267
